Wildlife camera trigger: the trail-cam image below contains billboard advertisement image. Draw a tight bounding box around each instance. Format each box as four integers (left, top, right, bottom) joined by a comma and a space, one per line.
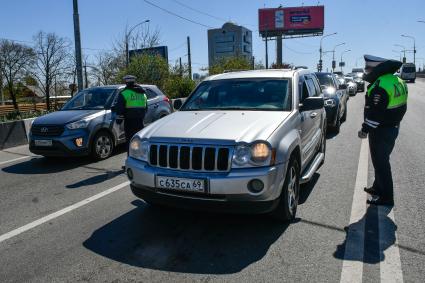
259, 6, 324, 37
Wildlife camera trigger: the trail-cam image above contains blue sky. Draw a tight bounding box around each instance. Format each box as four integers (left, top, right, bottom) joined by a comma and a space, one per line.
1, 0, 424, 74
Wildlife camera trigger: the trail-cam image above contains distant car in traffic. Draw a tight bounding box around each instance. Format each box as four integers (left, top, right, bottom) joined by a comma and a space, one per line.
315, 72, 349, 133
29, 85, 172, 160
344, 76, 358, 96
400, 63, 416, 83
349, 72, 365, 92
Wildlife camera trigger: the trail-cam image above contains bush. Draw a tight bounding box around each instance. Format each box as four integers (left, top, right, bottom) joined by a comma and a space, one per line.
208, 56, 253, 75
0, 110, 53, 123
163, 75, 196, 99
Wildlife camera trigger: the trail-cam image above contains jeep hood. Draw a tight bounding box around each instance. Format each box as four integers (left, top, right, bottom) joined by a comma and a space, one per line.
138, 111, 291, 143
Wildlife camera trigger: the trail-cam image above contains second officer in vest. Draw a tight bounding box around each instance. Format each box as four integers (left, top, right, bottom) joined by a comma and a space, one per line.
358, 55, 408, 206
115, 75, 147, 148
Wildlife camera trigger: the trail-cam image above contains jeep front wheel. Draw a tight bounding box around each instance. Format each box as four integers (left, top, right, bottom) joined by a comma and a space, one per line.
271, 157, 300, 222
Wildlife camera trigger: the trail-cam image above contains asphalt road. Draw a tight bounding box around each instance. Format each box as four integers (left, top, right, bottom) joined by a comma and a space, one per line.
0, 80, 424, 283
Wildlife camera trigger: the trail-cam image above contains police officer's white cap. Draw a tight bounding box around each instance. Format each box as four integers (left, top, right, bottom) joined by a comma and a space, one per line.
364, 54, 400, 69
123, 75, 136, 83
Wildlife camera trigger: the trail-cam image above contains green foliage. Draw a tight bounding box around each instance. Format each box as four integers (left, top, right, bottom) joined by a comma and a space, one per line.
163, 75, 196, 99
207, 56, 253, 75
116, 54, 169, 89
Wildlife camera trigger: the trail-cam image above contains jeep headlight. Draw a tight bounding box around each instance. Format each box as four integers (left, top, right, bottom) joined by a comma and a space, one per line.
66, 119, 89, 130
233, 142, 273, 167
324, 99, 336, 107
129, 137, 149, 161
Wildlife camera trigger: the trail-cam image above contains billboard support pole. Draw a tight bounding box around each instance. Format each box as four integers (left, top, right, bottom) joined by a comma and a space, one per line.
276, 35, 283, 67
265, 34, 269, 69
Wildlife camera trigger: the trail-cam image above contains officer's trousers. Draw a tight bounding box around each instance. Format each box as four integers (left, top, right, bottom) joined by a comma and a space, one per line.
368, 126, 399, 200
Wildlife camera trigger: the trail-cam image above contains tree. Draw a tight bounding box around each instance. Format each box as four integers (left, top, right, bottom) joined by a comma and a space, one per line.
117, 54, 169, 88
91, 51, 122, 85
0, 39, 35, 110
32, 31, 72, 110
163, 63, 196, 99
207, 56, 252, 75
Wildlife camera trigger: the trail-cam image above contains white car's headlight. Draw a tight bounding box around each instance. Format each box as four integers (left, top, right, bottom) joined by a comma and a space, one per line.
66, 120, 89, 130
324, 99, 336, 107
129, 137, 149, 161
232, 142, 273, 167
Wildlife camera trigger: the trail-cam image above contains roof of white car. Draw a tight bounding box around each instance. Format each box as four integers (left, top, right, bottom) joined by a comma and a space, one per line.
204, 69, 300, 81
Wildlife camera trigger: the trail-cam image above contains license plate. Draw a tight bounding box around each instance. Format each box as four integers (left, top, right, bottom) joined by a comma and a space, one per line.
156, 176, 206, 193
35, 140, 52, 147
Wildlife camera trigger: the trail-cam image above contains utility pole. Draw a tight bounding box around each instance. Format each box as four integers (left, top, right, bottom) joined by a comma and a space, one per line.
0, 58, 3, 105
401, 34, 416, 66
179, 57, 183, 77
72, 0, 83, 91
187, 36, 192, 79
84, 63, 88, 88
319, 32, 337, 72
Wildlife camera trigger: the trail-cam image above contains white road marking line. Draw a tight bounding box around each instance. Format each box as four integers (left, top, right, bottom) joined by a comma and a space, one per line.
0, 155, 31, 166
0, 181, 130, 244
340, 138, 368, 283
379, 206, 404, 283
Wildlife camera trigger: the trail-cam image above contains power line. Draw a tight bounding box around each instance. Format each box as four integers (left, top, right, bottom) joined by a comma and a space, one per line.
143, 0, 213, 29
284, 44, 315, 55
171, 0, 227, 23
168, 41, 187, 52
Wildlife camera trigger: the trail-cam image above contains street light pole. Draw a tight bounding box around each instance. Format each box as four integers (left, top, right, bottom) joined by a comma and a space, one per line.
340, 49, 351, 72
401, 34, 416, 66
332, 42, 345, 72
125, 19, 150, 68
394, 44, 406, 63
319, 32, 337, 72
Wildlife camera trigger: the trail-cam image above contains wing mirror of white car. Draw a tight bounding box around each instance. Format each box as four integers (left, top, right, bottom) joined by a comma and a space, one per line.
300, 97, 324, 112
173, 99, 183, 110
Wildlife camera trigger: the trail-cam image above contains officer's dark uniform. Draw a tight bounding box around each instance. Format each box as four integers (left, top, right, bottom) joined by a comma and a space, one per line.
360, 55, 408, 205
115, 75, 147, 149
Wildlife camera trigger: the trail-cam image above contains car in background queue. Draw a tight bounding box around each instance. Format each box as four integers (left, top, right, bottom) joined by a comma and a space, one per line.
351, 68, 365, 91
315, 72, 348, 133
29, 84, 172, 160
344, 76, 358, 96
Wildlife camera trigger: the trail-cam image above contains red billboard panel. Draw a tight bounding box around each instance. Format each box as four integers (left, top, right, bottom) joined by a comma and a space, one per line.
259, 6, 324, 37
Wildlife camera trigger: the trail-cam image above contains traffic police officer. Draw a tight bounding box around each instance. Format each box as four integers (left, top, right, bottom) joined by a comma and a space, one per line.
358, 55, 408, 206
115, 75, 147, 149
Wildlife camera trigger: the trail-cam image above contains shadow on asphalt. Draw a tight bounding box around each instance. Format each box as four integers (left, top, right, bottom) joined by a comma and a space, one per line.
1, 145, 127, 175
333, 205, 396, 264
66, 169, 125, 189
83, 200, 289, 274
299, 173, 320, 205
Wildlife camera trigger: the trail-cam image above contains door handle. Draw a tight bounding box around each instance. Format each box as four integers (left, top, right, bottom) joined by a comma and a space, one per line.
310, 112, 318, 118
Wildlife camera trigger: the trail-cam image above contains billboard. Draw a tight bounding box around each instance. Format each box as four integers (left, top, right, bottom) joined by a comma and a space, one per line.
259, 6, 324, 37
129, 46, 169, 63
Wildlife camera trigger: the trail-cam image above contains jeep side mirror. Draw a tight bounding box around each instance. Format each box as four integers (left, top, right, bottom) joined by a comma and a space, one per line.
173, 99, 183, 110
300, 97, 324, 111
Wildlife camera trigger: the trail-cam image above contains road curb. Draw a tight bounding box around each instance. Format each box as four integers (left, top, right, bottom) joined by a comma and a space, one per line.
0, 118, 35, 150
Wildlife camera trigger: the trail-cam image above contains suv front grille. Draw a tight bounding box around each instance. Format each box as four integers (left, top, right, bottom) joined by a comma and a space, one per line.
149, 143, 232, 172
31, 125, 65, 137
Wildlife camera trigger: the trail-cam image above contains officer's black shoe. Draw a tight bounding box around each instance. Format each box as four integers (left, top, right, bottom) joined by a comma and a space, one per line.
367, 195, 394, 206
364, 186, 378, 195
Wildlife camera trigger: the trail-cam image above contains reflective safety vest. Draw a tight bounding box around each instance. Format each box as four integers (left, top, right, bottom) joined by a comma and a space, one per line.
121, 89, 147, 108
367, 74, 408, 109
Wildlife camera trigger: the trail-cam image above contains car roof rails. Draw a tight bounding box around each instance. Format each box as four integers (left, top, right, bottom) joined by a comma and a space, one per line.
223, 69, 251, 73
292, 66, 308, 70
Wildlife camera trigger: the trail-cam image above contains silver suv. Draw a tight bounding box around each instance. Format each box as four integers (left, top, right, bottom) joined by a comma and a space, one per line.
125, 69, 326, 222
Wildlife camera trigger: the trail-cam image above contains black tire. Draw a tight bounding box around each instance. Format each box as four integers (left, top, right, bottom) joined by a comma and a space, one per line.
271, 157, 300, 222
411, 79, 415, 83
91, 131, 114, 160
319, 122, 326, 166
332, 113, 341, 133
341, 106, 347, 122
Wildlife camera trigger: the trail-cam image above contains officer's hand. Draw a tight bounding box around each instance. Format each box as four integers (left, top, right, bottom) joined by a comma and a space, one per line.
358, 130, 368, 139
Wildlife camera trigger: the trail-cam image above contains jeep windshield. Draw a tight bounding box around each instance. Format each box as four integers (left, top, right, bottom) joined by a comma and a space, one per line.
181, 78, 292, 111
61, 87, 116, 110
